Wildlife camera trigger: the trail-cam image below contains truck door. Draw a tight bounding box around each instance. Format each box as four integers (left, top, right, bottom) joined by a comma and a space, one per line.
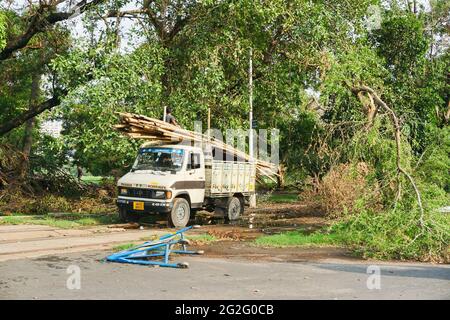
186, 151, 205, 206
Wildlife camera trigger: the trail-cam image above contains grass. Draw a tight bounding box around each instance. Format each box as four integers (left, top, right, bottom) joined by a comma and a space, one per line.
0, 212, 120, 229
186, 234, 217, 244
255, 208, 449, 262
254, 229, 340, 247
261, 193, 299, 204
330, 207, 450, 262
80, 176, 105, 184
113, 243, 137, 251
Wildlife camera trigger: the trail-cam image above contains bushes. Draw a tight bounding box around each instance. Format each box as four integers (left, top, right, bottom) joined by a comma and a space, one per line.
0, 192, 115, 215
297, 112, 449, 262
416, 126, 450, 192
28, 195, 72, 215
328, 169, 449, 262
331, 206, 449, 262
301, 162, 382, 218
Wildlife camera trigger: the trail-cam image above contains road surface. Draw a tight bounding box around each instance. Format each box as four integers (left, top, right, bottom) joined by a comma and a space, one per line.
0, 250, 449, 300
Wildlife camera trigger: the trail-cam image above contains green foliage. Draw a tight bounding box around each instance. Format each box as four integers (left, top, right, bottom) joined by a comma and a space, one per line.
321, 45, 388, 123
260, 193, 299, 204
331, 206, 449, 262
31, 135, 71, 173
186, 234, 217, 244
52, 43, 165, 175
370, 12, 429, 77
255, 229, 339, 247
113, 243, 137, 252
0, 212, 120, 229
46, 0, 379, 176
2, 0, 448, 263
28, 195, 72, 215
416, 126, 450, 192
0, 11, 6, 50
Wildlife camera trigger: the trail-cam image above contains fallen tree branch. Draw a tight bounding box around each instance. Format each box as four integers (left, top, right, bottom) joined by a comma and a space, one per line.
352, 85, 425, 227
0, 95, 62, 135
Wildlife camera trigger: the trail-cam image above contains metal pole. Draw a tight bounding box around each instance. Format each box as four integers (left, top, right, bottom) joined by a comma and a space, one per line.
207, 107, 211, 154
249, 48, 256, 208
163, 106, 167, 122
249, 48, 253, 159
208, 107, 211, 136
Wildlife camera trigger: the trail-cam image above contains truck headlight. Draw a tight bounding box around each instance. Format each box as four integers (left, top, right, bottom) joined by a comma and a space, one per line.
119, 188, 128, 195
154, 190, 165, 199
154, 190, 172, 199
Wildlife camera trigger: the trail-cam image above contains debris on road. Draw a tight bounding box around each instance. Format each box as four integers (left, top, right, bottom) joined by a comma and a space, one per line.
106, 225, 204, 268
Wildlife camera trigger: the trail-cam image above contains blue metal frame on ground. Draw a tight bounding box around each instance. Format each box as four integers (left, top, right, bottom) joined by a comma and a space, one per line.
105, 226, 203, 268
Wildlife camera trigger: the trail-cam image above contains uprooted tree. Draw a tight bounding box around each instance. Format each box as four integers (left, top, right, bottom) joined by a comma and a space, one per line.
352, 84, 424, 226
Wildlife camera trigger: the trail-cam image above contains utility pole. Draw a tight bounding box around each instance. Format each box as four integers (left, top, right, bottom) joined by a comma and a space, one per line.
207, 107, 211, 135
249, 48, 256, 208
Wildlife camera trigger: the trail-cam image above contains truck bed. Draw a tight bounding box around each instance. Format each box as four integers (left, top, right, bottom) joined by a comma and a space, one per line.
205, 160, 256, 197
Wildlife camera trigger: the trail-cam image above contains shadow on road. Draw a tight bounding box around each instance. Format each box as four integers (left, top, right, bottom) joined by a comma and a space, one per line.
315, 263, 450, 281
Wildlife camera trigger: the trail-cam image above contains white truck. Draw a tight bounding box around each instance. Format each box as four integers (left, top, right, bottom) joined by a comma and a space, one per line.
116, 143, 256, 227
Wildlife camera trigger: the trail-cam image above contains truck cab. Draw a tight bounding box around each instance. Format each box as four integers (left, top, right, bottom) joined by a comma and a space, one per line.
117, 143, 255, 227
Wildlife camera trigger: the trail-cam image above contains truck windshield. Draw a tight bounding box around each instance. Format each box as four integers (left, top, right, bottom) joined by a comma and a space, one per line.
133, 148, 184, 172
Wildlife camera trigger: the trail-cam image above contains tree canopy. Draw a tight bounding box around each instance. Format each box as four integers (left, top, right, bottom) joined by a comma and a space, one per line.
0, 0, 448, 179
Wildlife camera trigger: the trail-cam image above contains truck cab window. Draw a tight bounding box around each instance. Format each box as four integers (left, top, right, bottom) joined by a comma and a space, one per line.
133, 148, 184, 172
188, 153, 201, 170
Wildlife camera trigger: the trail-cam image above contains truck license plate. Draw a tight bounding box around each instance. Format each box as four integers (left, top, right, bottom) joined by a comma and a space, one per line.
133, 202, 144, 211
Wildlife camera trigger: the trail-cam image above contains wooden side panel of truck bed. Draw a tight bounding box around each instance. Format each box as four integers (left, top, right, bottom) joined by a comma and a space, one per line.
205, 160, 256, 197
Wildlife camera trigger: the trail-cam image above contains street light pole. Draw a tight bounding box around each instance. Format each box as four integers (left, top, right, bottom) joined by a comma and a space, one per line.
249, 48, 256, 208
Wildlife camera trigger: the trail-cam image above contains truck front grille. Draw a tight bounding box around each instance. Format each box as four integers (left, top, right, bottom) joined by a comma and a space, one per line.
124, 188, 155, 199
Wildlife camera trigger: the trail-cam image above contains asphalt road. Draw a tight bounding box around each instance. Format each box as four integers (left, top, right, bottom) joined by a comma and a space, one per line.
0, 250, 449, 300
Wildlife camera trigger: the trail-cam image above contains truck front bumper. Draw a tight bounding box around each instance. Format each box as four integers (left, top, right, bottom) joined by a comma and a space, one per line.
116, 198, 173, 213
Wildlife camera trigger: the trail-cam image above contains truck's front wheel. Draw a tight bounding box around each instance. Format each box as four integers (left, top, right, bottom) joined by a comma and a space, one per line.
168, 198, 190, 228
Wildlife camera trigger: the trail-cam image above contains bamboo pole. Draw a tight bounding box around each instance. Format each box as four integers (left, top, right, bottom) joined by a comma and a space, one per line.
114, 112, 278, 180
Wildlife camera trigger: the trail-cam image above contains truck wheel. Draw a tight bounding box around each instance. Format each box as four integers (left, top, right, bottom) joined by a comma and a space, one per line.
168, 198, 190, 228
226, 197, 242, 221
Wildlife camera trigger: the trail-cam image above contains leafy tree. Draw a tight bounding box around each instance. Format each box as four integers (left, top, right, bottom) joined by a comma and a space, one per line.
0, 0, 105, 135
0, 11, 6, 50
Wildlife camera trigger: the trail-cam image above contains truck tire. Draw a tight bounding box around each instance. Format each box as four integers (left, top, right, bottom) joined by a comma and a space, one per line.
226, 196, 242, 221
168, 198, 191, 228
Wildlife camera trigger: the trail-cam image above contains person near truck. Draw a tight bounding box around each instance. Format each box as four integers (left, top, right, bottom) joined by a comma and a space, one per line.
164, 107, 180, 127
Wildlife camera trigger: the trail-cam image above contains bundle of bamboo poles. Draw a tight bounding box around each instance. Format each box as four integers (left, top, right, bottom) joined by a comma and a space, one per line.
114, 112, 278, 180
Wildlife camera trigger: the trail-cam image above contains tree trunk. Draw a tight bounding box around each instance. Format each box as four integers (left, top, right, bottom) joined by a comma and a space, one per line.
21, 73, 41, 177
276, 164, 286, 189
161, 55, 172, 104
